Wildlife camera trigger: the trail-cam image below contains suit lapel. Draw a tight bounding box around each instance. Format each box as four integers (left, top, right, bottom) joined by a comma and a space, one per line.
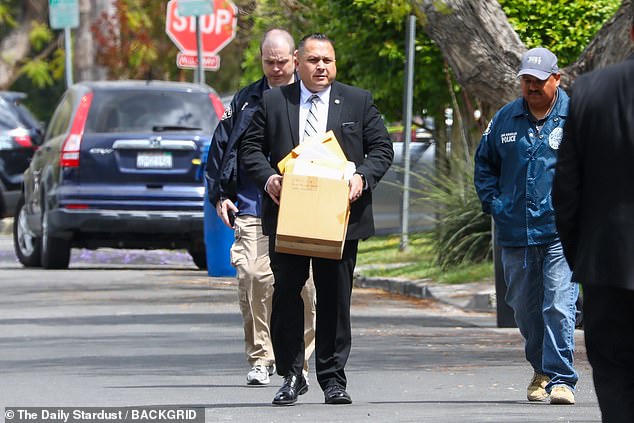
327, 81, 343, 132
285, 82, 301, 147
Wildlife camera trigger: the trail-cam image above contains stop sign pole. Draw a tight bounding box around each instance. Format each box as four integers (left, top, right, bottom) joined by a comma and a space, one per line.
177, 0, 213, 84
194, 14, 205, 84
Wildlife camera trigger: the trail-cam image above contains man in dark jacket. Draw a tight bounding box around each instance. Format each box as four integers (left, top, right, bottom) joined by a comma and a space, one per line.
553, 8, 634, 421
205, 28, 316, 387
240, 33, 393, 406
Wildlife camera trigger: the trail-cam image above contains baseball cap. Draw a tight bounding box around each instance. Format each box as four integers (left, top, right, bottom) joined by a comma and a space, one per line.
517, 47, 559, 80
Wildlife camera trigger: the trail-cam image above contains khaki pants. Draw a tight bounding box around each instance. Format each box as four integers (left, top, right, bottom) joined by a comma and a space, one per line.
231, 215, 315, 371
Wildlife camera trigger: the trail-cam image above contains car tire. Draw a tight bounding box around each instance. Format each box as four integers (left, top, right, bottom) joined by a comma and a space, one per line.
0, 187, 6, 218
13, 194, 42, 267
188, 248, 207, 270
41, 208, 71, 269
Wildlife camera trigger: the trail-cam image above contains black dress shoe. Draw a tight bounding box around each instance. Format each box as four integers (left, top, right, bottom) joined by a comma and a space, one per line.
272, 374, 308, 405
324, 385, 352, 405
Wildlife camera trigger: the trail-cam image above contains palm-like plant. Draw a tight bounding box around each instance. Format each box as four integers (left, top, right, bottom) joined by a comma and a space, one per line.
394, 157, 492, 270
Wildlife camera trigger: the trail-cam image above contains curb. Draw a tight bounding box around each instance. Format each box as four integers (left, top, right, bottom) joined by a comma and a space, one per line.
354, 275, 433, 299
354, 275, 496, 312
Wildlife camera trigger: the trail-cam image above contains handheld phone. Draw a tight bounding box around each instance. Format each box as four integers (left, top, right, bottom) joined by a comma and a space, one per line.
228, 210, 236, 227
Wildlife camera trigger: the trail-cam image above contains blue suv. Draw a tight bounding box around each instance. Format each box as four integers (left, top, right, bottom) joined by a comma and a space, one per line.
13, 80, 224, 269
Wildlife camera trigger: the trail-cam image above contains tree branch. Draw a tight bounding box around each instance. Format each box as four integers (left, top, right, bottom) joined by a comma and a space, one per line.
563, 0, 634, 86
0, 0, 49, 89
416, 0, 634, 110
5, 33, 64, 89
417, 0, 525, 109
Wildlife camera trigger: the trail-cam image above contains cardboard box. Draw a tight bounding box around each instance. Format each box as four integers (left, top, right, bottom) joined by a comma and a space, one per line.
277, 130, 348, 174
275, 173, 350, 260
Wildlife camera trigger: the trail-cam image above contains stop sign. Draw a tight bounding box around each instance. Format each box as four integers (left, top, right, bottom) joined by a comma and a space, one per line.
165, 0, 237, 55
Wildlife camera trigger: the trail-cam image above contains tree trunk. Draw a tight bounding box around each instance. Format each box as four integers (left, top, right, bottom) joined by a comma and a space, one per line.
417, 0, 634, 110
75, 0, 110, 82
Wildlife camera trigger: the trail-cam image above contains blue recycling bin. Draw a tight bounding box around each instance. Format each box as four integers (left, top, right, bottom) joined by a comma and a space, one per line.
199, 142, 235, 277
203, 193, 236, 277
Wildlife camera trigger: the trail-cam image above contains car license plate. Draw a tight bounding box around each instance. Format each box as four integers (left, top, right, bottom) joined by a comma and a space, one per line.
137, 151, 173, 169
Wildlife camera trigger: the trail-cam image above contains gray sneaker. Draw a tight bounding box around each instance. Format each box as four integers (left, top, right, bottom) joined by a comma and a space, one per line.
246, 365, 270, 385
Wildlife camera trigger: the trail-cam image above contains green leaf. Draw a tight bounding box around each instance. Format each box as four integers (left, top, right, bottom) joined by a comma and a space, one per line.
20, 59, 54, 88
499, 0, 620, 66
0, 3, 17, 28
29, 22, 54, 51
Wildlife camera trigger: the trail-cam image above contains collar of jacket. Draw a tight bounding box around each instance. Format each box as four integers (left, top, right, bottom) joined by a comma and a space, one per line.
510, 86, 569, 119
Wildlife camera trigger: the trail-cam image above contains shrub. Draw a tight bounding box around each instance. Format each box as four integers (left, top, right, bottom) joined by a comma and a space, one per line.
396, 158, 492, 270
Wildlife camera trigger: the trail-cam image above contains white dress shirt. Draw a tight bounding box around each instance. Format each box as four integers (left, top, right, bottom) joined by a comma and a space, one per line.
300, 82, 330, 142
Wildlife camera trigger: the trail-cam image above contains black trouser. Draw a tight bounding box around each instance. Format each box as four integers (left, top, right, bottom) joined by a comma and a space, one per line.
583, 285, 634, 423
268, 237, 358, 391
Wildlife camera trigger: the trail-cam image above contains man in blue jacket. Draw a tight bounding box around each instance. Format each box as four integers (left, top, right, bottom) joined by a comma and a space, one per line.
474, 47, 578, 405
205, 28, 316, 386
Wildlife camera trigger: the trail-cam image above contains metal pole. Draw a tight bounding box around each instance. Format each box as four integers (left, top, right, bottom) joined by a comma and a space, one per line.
64, 27, 73, 88
195, 15, 205, 84
399, 15, 416, 251
492, 218, 516, 328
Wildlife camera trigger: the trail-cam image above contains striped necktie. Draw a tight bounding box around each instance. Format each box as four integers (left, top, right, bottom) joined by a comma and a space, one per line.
303, 94, 320, 141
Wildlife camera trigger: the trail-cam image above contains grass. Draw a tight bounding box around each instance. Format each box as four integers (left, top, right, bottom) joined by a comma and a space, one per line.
356, 231, 494, 284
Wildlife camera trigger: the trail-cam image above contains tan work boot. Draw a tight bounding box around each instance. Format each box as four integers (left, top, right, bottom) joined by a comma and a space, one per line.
527, 372, 550, 401
549, 384, 575, 405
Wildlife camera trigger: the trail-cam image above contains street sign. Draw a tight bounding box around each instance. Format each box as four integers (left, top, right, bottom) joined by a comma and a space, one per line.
177, 0, 214, 16
49, 0, 79, 29
166, 0, 237, 56
176, 52, 220, 71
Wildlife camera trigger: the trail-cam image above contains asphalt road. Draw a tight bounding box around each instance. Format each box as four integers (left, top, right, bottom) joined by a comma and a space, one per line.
0, 232, 600, 423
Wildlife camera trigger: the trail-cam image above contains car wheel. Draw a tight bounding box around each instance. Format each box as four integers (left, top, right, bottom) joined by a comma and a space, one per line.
188, 248, 207, 270
13, 194, 42, 267
41, 209, 71, 269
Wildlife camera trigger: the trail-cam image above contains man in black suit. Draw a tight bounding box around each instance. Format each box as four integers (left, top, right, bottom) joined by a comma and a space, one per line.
552, 6, 634, 422
240, 33, 393, 406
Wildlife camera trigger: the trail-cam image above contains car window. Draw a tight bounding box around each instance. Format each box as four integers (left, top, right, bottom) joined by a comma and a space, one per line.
86, 90, 218, 134
0, 103, 21, 130
13, 103, 41, 130
45, 92, 74, 141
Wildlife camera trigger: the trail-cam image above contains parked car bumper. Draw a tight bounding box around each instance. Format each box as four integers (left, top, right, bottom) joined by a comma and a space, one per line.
47, 208, 203, 237
37, 207, 206, 251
